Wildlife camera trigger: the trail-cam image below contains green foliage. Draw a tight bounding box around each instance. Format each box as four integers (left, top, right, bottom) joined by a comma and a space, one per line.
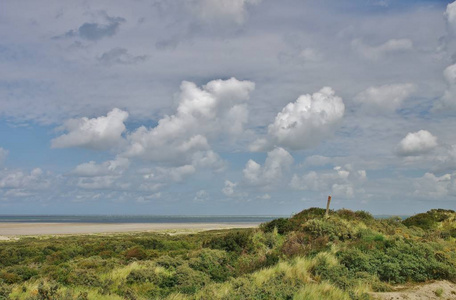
403, 209, 455, 230
303, 218, 360, 242
261, 218, 292, 234
204, 229, 253, 253
174, 265, 210, 294
124, 246, 148, 260
188, 249, 234, 282
337, 239, 456, 284
434, 287, 444, 297
1, 208, 455, 299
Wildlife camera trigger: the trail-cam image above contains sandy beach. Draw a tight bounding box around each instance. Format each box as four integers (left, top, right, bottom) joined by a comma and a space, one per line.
0, 222, 258, 238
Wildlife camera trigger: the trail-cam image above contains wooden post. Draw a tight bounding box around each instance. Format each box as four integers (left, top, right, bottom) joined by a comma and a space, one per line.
325, 195, 332, 218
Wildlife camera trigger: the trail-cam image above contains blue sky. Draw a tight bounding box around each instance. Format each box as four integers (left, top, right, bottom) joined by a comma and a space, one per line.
1, 0, 456, 215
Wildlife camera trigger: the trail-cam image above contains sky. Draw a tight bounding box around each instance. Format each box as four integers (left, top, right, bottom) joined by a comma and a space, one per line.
1, 0, 456, 215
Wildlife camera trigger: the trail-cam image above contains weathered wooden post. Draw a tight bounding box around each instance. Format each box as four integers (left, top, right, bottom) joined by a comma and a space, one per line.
325, 195, 331, 218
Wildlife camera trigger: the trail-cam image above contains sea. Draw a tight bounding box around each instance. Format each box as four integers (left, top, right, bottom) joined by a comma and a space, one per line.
0, 215, 285, 224
0, 214, 408, 223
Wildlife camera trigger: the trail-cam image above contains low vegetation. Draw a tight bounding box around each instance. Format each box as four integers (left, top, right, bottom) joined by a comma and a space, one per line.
0, 208, 455, 299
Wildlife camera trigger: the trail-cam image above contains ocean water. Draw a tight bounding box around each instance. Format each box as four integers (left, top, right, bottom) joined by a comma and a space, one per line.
0, 215, 285, 224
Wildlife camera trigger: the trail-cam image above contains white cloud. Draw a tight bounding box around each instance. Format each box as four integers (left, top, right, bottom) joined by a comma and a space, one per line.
258, 193, 271, 200
413, 172, 456, 198
352, 38, 413, 60
243, 147, 293, 186
52, 108, 128, 150
396, 130, 438, 156
434, 63, 456, 111
71, 157, 129, 177
445, 1, 456, 32
355, 83, 416, 112
261, 87, 344, 151
0, 148, 8, 165
69, 157, 131, 190
76, 176, 118, 190
0, 168, 53, 198
136, 192, 162, 204
125, 78, 254, 169
193, 0, 262, 25
432, 144, 456, 173
290, 165, 367, 198
298, 48, 323, 63
222, 180, 237, 196
156, 165, 196, 182
194, 189, 209, 202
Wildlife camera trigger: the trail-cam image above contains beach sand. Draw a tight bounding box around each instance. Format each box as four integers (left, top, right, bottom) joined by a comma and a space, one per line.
0, 222, 258, 238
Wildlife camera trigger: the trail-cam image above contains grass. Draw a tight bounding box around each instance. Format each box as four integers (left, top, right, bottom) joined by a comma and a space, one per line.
0, 208, 455, 299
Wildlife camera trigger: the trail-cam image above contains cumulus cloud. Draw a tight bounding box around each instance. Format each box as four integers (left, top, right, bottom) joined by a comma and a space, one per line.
258, 193, 271, 200
355, 83, 416, 112
193, 0, 262, 25
124, 78, 254, 169
56, 14, 125, 41
290, 165, 367, 198
52, 108, 128, 150
413, 172, 456, 198
194, 189, 209, 202
222, 180, 237, 196
432, 144, 456, 173
0, 168, 53, 197
243, 147, 293, 186
396, 130, 438, 156
68, 157, 130, 190
352, 38, 413, 60
75, 176, 119, 190
445, 1, 456, 33
434, 63, 456, 111
156, 165, 197, 182
97, 48, 147, 66
257, 87, 344, 151
298, 47, 323, 62
0, 147, 8, 165
71, 157, 129, 177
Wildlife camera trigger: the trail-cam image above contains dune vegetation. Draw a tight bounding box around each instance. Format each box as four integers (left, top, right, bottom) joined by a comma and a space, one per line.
0, 208, 455, 300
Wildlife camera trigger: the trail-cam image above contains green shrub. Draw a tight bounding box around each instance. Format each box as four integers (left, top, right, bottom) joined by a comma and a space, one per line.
303, 218, 358, 241
0, 284, 11, 300
125, 246, 148, 260
126, 268, 159, 284
261, 218, 292, 234
188, 249, 234, 282
0, 272, 20, 284
174, 265, 210, 294
156, 255, 185, 269
204, 230, 253, 253
66, 269, 101, 286
403, 209, 455, 230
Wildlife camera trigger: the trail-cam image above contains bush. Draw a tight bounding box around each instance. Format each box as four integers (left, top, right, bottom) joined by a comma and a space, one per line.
125, 246, 148, 260
174, 265, 210, 294
403, 209, 455, 230
303, 218, 359, 242
126, 268, 159, 284
0, 272, 20, 284
188, 249, 234, 282
155, 255, 184, 269
261, 218, 292, 234
204, 230, 253, 253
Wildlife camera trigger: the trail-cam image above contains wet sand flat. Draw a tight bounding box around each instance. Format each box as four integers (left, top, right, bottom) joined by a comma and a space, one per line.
0, 222, 258, 237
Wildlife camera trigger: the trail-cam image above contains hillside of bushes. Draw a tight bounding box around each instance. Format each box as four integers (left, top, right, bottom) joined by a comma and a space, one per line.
0, 208, 455, 299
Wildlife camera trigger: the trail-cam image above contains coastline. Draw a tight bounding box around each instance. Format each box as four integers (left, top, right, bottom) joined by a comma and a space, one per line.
0, 222, 259, 237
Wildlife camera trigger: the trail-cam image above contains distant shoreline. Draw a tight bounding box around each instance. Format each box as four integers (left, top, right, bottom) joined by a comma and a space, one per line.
0, 222, 259, 237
